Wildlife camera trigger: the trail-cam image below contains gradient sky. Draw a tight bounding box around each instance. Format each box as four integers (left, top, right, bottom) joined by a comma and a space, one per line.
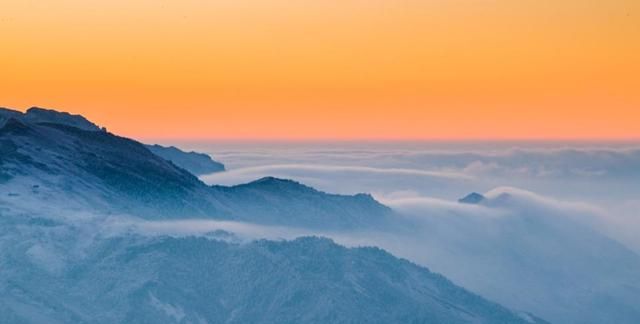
2, 0, 639, 140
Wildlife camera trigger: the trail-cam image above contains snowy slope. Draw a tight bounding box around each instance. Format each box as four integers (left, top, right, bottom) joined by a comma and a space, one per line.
0, 108, 391, 228
0, 211, 545, 324
0, 116, 219, 218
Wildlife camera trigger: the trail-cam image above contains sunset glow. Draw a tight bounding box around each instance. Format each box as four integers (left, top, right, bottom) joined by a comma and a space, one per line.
2, 0, 639, 140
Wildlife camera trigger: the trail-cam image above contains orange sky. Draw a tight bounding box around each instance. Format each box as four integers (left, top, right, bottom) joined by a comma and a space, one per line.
1, 0, 639, 140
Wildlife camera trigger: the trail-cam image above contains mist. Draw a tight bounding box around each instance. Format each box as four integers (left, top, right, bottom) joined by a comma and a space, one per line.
190, 141, 640, 251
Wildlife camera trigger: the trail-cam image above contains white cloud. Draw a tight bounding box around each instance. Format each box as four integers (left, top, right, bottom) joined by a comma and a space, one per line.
200, 163, 474, 198
202, 164, 471, 185
189, 142, 640, 252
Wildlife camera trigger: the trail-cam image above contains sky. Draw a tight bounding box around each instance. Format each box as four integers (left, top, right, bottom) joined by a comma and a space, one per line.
1, 0, 639, 140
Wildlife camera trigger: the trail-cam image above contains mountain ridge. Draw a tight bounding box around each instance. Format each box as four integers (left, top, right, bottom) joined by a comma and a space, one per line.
1, 106, 101, 131
145, 144, 225, 176
0, 209, 547, 324
0, 107, 391, 229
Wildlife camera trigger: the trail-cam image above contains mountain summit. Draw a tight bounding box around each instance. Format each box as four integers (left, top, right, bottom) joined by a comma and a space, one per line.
458, 192, 486, 204
1, 106, 102, 131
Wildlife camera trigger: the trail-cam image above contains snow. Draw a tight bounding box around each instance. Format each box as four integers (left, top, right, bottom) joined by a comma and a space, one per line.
26, 244, 65, 274
148, 293, 186, 323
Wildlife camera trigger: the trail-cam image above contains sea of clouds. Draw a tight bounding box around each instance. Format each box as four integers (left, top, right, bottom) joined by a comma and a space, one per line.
175, 140, 640, 252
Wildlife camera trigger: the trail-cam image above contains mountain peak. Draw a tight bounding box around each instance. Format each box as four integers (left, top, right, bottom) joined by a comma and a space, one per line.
0, 108, 23, 129
458, 192, 486, 204
1, 106, 103, 132
0, 107, 22, 117
245, 176, 314, 190
253, 176, 300, 185
23, 107, 101, 131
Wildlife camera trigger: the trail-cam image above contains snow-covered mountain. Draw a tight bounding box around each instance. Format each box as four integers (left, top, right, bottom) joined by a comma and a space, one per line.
146, 144, 225, 175
0, 212, 545, 323
0, 107, 391, 229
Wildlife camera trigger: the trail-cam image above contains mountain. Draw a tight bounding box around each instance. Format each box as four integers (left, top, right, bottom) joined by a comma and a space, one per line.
0, 113, 218, 218
458, 192, 486, 204
0, 107, 391, 228
0, 210, 545, 324
211, 177, 392, 228
146, 144, 225, 176
0, 107, 22, 127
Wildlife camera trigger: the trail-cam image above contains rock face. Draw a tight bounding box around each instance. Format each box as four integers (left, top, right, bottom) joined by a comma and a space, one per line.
146, 144, 225, 176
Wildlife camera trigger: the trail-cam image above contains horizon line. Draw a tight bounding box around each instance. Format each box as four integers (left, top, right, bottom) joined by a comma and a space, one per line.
137, 136, 640, 143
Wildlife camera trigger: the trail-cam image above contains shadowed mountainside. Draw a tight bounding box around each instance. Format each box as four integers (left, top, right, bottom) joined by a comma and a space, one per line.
145, 144, 225, 176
